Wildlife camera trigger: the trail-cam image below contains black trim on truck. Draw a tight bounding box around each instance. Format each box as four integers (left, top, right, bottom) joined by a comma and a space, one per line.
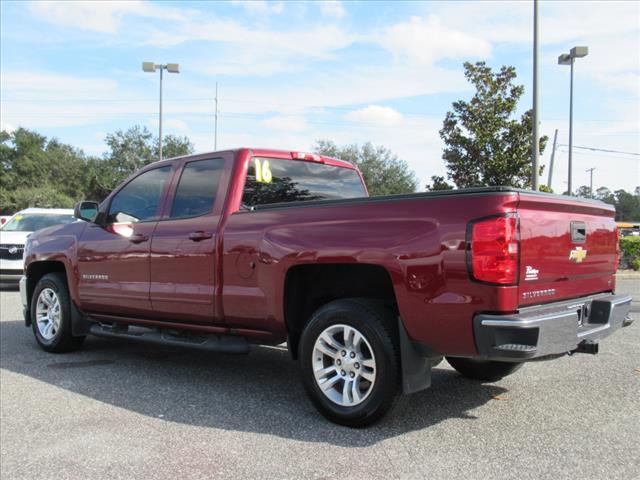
238, 186, 614, 213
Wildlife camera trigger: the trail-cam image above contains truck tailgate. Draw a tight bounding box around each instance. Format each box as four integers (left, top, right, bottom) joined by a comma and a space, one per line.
517, 193, 617, 307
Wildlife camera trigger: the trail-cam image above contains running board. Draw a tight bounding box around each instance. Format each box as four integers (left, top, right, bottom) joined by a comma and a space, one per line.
89, 324, 250, 354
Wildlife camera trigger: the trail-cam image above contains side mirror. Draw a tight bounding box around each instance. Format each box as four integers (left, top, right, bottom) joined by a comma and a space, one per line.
74, 201, 99, 223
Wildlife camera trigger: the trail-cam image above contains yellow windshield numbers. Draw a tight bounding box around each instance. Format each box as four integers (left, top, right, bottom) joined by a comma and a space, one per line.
254, 159, 273, 184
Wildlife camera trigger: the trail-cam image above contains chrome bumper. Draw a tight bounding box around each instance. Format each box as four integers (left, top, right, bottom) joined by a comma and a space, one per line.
474, 293, 633, 361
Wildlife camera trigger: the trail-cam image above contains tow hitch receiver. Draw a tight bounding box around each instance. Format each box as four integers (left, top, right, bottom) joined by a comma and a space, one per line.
574, 340, 599, 355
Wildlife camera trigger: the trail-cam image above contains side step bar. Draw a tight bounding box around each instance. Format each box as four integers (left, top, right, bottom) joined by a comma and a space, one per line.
89, 324, 250, 354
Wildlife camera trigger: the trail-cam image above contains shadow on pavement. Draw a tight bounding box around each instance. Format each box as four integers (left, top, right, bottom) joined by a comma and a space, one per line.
0, 319, 506, 446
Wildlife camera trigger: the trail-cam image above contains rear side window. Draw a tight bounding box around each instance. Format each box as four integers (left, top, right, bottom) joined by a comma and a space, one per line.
170, 158, 224, 219
108, 166, 171, 223
242, 157, 366, 207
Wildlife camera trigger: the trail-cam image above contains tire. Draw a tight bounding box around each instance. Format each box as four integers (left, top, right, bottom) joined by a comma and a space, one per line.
31, 273, 85, 353
299, 298, 400, 427
446, 357, 523, 382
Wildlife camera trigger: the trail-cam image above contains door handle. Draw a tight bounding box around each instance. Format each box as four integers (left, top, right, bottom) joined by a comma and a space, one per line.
128, 234, 149, 244
189, 231, 213, 242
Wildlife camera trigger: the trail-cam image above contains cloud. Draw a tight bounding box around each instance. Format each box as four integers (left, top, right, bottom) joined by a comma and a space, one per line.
147, 118, 191, 134
1, 121, 16, 133
429, 1, 638, 45
1, 71, 118, 95
320, 1, 346, 19
231, 1, 284, 15
377, 15, 492, 65
28, 0, 189, 34
263, 115, 310, 132
344, 105, 403, 127
1, 71, 135, 127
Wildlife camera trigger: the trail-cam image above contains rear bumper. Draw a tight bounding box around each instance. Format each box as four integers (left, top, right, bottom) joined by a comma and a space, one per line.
474, 293, 633, 361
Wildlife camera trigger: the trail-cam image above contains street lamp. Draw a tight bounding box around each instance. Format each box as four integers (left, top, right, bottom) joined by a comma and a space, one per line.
142, 62, 180, 161
558, 46, 588, 195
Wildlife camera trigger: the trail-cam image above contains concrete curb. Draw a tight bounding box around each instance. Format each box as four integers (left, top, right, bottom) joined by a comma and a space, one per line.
615, 271, 640, 279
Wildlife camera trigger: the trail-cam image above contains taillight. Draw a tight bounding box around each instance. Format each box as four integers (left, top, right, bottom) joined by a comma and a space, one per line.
468, 215, 519, 285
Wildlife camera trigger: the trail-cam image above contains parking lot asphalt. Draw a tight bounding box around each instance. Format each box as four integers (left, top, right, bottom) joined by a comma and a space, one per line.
1, 278, 638, 480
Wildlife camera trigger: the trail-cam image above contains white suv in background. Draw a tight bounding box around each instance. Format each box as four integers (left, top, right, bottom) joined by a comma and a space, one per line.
0, 208, 76, 285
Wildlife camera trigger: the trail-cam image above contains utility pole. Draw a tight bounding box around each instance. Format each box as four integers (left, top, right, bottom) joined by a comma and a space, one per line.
586, 167, 595, 198
214, 82, 219, 151
531, 0, 540, 191
547, 129, 558, 189
159, 66, 163, 160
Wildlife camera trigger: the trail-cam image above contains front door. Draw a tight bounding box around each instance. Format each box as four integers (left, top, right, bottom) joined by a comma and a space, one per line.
150, 157, 227, 323
77, 165, 173, 317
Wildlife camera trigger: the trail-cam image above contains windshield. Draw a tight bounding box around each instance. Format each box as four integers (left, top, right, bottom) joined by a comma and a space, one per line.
242, 157, 367, 207
0, 213, 76, 232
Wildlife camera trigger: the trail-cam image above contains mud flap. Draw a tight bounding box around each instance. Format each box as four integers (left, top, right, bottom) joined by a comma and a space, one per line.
71, 301, 90, 337
398, 318, 432, 395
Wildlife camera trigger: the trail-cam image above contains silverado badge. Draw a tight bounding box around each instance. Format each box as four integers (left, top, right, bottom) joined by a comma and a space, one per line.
569, 246, 587, 263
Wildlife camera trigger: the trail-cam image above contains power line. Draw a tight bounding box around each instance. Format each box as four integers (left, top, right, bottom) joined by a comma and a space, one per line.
558, 149, 638, 161
557, 144, 639, 156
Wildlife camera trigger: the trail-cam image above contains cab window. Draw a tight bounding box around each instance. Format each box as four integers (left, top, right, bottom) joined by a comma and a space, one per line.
170, 158, 224, 219
242, 157, 366, 207
108, 166, 172, 223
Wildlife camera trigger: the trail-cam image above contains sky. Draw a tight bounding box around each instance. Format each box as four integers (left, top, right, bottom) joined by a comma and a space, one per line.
1, 0, 639, 193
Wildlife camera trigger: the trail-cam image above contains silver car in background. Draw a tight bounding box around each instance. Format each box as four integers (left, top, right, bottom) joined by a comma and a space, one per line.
0, 208, 76, 285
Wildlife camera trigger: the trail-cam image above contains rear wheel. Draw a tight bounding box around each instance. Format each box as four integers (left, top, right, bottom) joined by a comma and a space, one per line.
31, 273, 85, 353
446, 357, 523, 382
299, 299, 400, 427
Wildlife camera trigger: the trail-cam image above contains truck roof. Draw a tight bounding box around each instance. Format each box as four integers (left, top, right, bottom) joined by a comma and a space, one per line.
155, 147, 356, 170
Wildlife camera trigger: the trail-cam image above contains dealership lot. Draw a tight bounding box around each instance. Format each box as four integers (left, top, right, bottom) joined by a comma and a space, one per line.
1, 278, 638, 480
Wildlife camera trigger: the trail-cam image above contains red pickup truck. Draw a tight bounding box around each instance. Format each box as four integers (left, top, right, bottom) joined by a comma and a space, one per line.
20, 148, 633, 426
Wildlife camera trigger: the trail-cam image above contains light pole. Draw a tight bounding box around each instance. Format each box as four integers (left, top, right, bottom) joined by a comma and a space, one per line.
532, 0, 540, 191
142, 62, 180, 161
558, 46, 588, 195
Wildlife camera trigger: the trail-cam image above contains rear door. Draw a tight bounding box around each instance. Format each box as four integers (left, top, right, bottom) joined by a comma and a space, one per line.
517, 194, 618, 306
77, 165, 174, 316
149, 154, 232, 323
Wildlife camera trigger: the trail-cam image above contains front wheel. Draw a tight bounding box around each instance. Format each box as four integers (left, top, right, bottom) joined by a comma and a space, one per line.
299, 299, 400, 427
446, 357, 523, 382
31, 273, 85, 353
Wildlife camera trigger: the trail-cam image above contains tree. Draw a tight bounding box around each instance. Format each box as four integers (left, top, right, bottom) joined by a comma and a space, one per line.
0, 128, 87, 212
313, 140, 418, 196
425, 175, 453, 191
595, 186, 614, 203
162, 134, 194, 159
85, 126, 194, 200
1, 125, 196, 209
440, 61, 548, 189
613, 189, 640, 221
576, 185, 593, 199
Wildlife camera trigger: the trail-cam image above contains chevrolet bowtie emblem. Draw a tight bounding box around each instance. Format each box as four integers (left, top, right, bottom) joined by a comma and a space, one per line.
569, 246, 587, 263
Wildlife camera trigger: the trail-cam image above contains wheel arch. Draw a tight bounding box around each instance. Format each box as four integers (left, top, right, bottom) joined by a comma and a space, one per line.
283, 263, 398, 360
26, 261, 88, 336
